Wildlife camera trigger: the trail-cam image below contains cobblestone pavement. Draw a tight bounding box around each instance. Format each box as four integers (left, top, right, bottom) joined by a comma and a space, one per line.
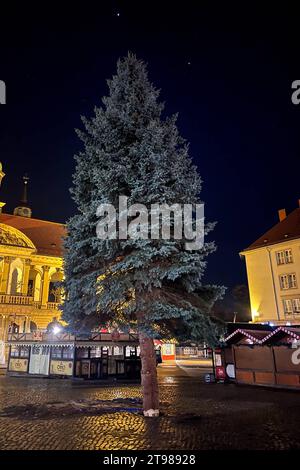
0, 365, 300, 450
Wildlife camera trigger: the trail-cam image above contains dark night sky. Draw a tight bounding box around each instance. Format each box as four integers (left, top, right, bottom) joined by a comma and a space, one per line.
0, 3, 300, 290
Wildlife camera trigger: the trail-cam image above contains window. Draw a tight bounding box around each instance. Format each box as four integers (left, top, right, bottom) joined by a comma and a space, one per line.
76, 348, 89, 359
113, 346, 123, 356
51, 346, 74, 359
125, 346, 136, 357
280, 275, 289, 289
19, 347, 30, 358
62, 348, 74, 359
292, 298, 300, 313
90, 347, 101, 358
276, 249, 293, 265
283, 299, 293, 314
285, 249, 293, 263
10, 346, 30, 358
280, 273, 297, 290
10, 346, 20, 357
51, 347, 63, 359
283, 298, 300, 315
276, 251, 285, 265
290, 274, 297, 288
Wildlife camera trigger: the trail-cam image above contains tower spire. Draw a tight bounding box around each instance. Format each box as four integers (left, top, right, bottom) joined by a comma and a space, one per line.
13, 174, 32, 218
20, 174, 29, 205
0, 162, 6, 213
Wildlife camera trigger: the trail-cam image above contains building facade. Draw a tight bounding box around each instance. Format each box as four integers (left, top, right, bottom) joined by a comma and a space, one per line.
0, 163, 65, 365
240, 203, 300, 324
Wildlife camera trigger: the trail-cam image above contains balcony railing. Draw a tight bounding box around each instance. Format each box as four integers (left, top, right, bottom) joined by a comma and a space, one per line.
47, 302, 60, 310
0, 295, 60, 310
0, 294, 34, 305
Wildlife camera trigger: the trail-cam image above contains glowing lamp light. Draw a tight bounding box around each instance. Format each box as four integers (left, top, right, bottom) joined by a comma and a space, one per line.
52, 326, 61, 335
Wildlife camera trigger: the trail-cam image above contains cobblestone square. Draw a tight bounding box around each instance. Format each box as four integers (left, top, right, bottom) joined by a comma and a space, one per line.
0, 365, 300, 450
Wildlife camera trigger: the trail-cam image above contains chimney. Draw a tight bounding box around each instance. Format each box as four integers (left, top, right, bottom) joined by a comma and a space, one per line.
278, 208, 286, 222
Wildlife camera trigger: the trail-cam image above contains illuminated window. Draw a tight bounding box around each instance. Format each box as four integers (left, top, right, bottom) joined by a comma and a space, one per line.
276, 251, 285, 265
125, 346, 136, 357
90, 347, 101, 358
113, 346, 123, 356
280, 273, 297, 289
289, 274, 297, 288
285, 249, 293, 263
276, 249, 293, 265
280, 275, 289, 289
292, 298, 300, 313
283, 299, 293, 314
283, 298, 300, 315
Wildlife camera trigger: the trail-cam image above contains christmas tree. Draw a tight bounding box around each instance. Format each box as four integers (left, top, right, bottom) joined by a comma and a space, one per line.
63, 53, 224, 416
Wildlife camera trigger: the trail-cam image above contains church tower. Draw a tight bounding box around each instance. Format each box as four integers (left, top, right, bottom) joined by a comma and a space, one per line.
0, 162, 6, 213
13, 174, 32, 218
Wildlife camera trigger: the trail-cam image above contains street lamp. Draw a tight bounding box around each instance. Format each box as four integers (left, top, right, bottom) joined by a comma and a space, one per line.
52, 325, 61, 335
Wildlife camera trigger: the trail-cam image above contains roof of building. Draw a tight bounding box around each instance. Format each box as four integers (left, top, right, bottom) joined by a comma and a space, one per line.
224, 328, 270, 344
0, 213, 66, 257
224, 326, 300, 345
263, 326, 300, 343
243, 207, 300, 252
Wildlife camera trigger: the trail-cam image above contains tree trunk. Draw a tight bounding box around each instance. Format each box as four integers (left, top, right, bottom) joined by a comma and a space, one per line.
138, 330, 159, 417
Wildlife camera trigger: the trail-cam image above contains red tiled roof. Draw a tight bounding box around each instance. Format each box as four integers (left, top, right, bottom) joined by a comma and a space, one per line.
243, 207, 300, 251
0, 213, 66, 257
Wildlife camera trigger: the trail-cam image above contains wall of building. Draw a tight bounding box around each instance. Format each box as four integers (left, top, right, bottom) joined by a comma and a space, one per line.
243, 238, 300, 323
0, 226, 64, 349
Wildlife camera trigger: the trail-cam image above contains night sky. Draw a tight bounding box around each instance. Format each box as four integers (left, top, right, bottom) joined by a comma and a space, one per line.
1, 4, 300, 290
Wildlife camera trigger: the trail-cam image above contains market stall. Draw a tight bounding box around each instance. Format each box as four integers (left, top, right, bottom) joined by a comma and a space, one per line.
219, 325, 300, 390
6, 331, 141, 380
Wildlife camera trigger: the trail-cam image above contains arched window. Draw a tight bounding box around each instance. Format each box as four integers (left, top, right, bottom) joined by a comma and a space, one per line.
30, 321, 37, 332
28, 269, 42, 301
10, 268, 21, 295
8, 258, 23, 295
48, 270, 63, 302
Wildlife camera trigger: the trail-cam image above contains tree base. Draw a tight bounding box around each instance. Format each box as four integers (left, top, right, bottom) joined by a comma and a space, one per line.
143, 409, 160, 417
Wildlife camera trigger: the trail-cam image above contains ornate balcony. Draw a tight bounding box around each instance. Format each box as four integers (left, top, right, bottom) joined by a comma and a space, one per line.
0, 294, 60, 310
0, 294, 34, 305
46, 302, 60, 310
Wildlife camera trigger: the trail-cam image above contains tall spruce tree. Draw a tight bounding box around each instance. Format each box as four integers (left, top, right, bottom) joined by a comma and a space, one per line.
63, 53, 224, 416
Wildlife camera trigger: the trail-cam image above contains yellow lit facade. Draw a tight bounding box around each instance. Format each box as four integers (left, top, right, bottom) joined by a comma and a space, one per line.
240, 204, 300, 324
0, 163, 65, 365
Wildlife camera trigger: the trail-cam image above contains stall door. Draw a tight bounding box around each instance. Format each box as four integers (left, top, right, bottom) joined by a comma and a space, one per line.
29, 346, 50, 375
